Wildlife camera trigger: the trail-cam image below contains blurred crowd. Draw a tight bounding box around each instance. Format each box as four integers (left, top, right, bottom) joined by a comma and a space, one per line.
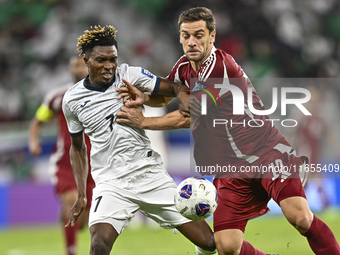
0, 0, 178, 122
1, 0, 340, 122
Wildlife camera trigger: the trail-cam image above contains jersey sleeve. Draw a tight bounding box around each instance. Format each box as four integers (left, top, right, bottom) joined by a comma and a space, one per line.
127, 66, 161, 94
166, 55, 187, 84
62, 98, 84, 137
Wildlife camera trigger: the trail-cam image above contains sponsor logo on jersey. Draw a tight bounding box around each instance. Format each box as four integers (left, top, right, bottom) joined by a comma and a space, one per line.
194, 82, 222, 106
80, 100, 91, 107
192, 82, 204, 92
141, 69, 154, 79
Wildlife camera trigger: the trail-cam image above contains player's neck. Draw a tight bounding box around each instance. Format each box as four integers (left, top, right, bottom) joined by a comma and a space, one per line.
190, 61, 202, 72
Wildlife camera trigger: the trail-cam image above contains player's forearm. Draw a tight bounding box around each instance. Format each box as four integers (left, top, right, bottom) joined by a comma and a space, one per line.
158, 78, 187, 97
29, 118, 41, 143
28, 118, 43, 155
158, 78, 200, 118
141, 110, 191, 130
144, 95, 174, 107
69, 145, 88, 198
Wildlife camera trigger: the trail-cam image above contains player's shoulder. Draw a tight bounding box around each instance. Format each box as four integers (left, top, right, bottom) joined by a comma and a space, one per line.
63, 80, 84, 103
171, 54, 190, 70
116, 63, 144, 73
214, 48, 237, 64
116, 63, 130, 73
213, 47, 242, 77
116, 63, 141, 76
118, 63, 157, 81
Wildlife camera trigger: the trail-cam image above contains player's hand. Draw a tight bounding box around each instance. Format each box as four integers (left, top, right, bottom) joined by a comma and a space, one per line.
65, 197, 87, 228
29, 140, 42, 156
177, 89, 201, 118
189, 96, 201, 118
116, 85, 132, 103
116, 79, 149, 107
116, 106, 145, 129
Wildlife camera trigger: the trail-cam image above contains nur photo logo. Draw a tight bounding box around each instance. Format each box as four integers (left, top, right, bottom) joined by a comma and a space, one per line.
194, 78, 312, 128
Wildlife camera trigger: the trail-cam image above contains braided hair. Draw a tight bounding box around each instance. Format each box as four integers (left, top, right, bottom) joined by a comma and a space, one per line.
77, 25, 118, 56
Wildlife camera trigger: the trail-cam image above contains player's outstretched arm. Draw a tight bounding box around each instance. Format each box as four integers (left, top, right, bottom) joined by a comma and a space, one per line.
29, 103, 55, 156
157, 78, 201, 117
116, 106, 196, 130
28, 117, 43, 156
65, 134, 88, 228
117, 82, 174, 107
116, 78, 201, 117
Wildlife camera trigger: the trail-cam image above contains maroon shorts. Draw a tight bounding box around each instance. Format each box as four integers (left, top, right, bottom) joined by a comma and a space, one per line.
55, 161, 95, 209
213, 151, 306, 233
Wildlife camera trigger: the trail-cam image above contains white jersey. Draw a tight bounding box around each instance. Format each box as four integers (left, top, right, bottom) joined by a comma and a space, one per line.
62, 63, 163, 184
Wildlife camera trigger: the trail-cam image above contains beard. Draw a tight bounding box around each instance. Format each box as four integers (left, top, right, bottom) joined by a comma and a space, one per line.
186, 47, 208, 63
186, 52, 204, 62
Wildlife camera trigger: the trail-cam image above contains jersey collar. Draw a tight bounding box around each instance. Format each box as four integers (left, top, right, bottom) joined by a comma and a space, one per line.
83, 74, 116, 92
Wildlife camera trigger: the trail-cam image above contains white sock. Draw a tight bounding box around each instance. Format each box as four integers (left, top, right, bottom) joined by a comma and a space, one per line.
195, 245, 217, 255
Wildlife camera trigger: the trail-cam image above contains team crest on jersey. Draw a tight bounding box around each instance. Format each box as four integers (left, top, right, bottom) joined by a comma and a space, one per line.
141, 69, 154, 79
193, 82, 223, 106
192, 82, 205, 92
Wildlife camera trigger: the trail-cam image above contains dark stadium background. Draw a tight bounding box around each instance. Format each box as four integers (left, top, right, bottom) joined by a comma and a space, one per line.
0, 1, 339, 253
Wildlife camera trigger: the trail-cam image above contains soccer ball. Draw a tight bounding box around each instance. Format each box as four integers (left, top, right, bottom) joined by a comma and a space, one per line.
174, 177, 218, 221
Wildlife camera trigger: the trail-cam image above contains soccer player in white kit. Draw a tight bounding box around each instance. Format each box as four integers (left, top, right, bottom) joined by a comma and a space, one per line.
62, 25, 216, 255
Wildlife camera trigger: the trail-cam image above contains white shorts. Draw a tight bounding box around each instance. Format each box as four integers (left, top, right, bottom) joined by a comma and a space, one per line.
88, 169, 191, 234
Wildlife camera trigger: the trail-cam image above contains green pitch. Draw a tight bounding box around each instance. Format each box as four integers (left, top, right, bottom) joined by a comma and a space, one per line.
0, 210, 339, 255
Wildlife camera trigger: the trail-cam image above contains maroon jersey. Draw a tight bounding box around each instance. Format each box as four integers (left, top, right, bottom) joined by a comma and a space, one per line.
40, 84, 94, 196
168, 47, 307, 227
168, 47, 292, 176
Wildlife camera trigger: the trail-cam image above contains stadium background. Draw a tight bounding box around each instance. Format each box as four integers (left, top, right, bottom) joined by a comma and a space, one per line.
0, 0, 340, 254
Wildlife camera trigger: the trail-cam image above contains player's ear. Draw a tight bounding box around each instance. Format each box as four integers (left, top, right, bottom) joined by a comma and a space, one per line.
210, 30, 216, 44
83, 56, 90, 67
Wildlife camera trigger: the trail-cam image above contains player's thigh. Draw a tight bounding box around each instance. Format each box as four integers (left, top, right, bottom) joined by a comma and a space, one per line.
213, 178, 269, 232
89, 182, 139, 235
214, 228, 244, 255
176, 221, 215, 251
138, 172, 191, 229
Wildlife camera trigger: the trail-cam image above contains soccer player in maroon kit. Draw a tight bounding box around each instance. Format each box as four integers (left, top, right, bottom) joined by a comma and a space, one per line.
29, 56, 95, 255
116, 7, 340, 255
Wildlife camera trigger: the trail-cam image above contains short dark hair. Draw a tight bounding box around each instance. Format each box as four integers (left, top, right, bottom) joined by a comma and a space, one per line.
77, 25, 118, 56
178, 7, 216, 33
